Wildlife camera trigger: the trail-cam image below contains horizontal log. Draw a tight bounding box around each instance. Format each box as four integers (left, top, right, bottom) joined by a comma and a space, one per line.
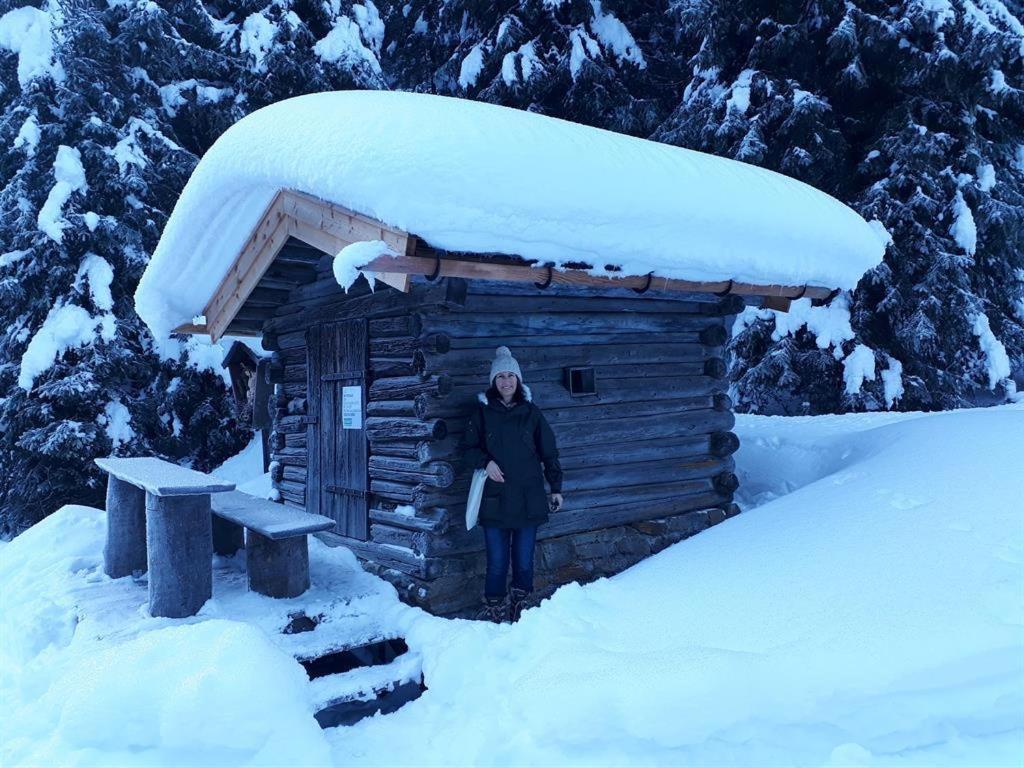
446, 330, 726, 351
370, 442, 421, 459
369, 523, 428, 554
246, 287, 292, 307
561, 457, 734, 492
319, 531, 443, 579
275, 415, 306, 434
463, 277, 724, 302
284, 364, 306, 383
370, 333, 450, 357
417, 393, 718, 422
421, 341, 712, 377
370, 357, 423, 378
369, 374, 451, 401
458, 293, 711, 315
446, 376, 728, 411
369, 315, 421, 337
412, 474, 726, 512
270, 449, 307, 467
539, 495, 724, 541
419, 311, 724, 338
282, 465, 307, 483
445, 360, 728, 388
284, 432, 307, 449
548, 409, 735, 448
369, 456, 455, 488
367, 400, 417, 418
558, 434, 724, 464
280, 382, 308, 398
369, 506, 449, 534
370, 479, 415, 504
366, 417, 447, 441
263, 329, 307, 351
264, 280, 465, 336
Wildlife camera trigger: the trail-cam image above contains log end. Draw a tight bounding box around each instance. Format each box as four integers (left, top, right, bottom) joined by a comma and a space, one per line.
703, 358, 728, 379
699, 324, 729, 347
709, 431, 740, 457
713, 392, 733, 412
712, 471, 739, 495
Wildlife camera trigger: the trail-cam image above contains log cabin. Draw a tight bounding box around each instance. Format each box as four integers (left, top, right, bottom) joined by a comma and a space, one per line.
135, 91, 884, 615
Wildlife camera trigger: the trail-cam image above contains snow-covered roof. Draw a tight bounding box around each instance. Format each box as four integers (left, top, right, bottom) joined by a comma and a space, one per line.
136, 90, 886, 339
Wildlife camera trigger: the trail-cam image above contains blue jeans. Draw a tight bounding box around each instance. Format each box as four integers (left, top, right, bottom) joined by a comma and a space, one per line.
483, 525, 538, 598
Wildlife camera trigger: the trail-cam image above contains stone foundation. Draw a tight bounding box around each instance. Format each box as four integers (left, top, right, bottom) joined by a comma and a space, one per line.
349, 504, 741, 617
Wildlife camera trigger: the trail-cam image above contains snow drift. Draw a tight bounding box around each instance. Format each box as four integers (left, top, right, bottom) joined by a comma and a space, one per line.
3, 406, 1021, 766
135, 90, 886, 340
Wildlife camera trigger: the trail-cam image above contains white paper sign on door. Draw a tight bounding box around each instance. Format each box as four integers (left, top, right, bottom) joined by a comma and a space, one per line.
341, 386, 363, 429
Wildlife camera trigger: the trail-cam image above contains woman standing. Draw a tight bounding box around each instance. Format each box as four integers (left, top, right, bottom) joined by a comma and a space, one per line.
461, 346, 563, 623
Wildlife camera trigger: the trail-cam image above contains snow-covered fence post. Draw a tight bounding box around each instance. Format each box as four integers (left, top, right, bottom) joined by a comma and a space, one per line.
146, 494, 214, 618
103, 476, 147, 578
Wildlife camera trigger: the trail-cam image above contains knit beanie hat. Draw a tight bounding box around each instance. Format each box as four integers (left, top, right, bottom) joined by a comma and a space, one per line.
489, 346, 523, 386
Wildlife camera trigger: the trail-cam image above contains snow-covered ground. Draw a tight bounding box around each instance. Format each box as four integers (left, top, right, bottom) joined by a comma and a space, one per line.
2, 406, 1022, 767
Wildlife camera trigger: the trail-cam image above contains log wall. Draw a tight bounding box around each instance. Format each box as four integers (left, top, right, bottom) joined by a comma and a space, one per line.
261, 269, 742, 616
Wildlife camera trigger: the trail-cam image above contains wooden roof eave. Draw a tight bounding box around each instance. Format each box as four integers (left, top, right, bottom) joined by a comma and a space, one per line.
357, 253, 837, 310
174, 189, 417, 341
172, 189, 838, 339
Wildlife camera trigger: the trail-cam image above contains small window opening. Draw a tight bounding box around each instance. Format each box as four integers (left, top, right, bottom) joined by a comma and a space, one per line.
565, 367, 597, 397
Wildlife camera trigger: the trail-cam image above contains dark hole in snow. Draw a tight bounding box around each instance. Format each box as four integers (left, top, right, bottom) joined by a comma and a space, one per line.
314, 676, 427, 729
300, 637, 409, 679
282, 611, 321, 634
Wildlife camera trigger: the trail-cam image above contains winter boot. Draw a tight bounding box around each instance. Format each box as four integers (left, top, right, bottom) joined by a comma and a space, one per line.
477, 595, 507, 624
509, 587, 530, 623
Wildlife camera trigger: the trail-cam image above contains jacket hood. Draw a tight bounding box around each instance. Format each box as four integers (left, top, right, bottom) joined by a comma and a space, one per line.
478, 384, 532, 405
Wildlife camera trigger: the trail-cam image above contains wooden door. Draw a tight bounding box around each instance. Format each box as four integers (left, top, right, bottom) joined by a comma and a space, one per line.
307, 319, 369, 540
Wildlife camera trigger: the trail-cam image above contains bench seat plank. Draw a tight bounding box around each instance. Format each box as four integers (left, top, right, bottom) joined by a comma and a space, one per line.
212, 491, 335, 539
95, 457, 235, 497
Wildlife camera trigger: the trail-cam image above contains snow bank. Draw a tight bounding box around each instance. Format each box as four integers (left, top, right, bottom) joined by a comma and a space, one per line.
5, 407, 1020, 766
9, 618, 330, 766
330, 407, 1024, 766
135, 90, 885, 340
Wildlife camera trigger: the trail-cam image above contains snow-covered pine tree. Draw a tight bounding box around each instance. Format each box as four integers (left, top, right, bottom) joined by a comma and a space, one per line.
0, 0, 251, 535
654, 0, 1023, 413
1, 0, 1021, 533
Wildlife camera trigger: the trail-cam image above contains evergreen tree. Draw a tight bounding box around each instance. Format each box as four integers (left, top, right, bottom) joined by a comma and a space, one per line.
0, 0, 1020, 534
653, 0, 1024, 413
0, 0, 250, 534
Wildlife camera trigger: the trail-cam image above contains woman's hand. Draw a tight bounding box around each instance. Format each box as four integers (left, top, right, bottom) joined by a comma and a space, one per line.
486, 461, 505, 482
549, 493, 563, 512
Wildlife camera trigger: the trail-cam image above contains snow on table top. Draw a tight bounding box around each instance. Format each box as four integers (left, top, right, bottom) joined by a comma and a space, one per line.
135, 90, 886, 340
94, 456, 235, 496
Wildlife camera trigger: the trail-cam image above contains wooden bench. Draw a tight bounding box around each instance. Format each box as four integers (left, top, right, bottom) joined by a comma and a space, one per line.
211, 490, 335, 599
95, 457, 235, 618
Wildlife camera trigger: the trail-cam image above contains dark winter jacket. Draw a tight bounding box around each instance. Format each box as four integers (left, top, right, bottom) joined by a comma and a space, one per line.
461, 392, 562, 528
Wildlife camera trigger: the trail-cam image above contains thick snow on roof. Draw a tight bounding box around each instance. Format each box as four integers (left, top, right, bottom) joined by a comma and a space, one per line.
136, 90, 885, 339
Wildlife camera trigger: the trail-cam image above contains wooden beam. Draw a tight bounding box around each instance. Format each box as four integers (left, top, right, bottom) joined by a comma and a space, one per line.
287, 205, 413, 293
203, 192, 291, 342
358, 253, 837, 302
280, 190, 415, 258
761, 295, 793, 312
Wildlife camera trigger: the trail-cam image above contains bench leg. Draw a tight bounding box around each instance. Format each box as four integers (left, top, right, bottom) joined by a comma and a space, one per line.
211, 515, 244, 556
146, 494, 213, 618
103, 476, 147, 578
246, 532, 309, 598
